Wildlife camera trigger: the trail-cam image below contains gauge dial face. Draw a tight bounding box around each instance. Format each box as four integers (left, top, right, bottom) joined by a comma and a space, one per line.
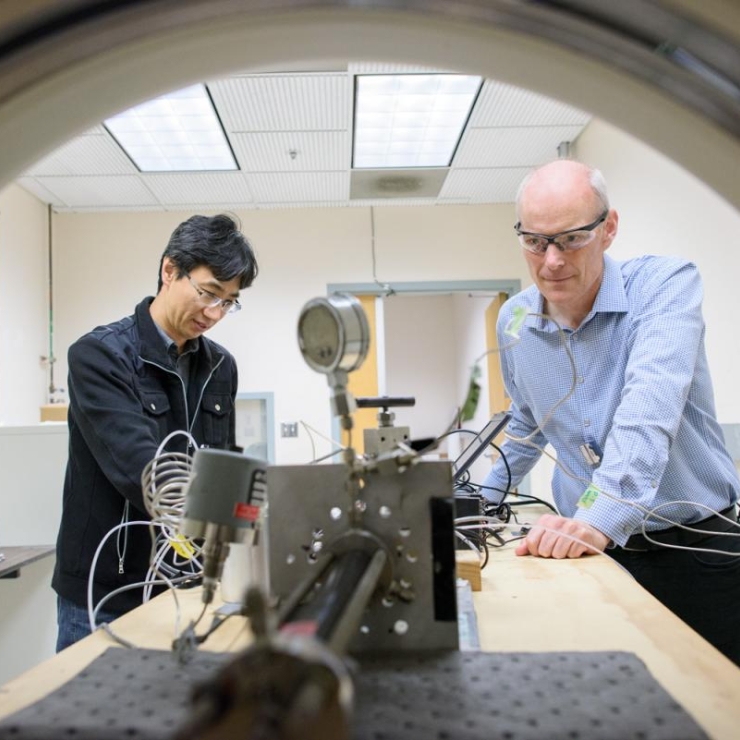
299, 303, 342, 369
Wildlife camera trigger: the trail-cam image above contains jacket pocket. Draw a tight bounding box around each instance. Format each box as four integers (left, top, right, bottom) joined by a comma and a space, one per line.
140, 390, 171, 438
201, 393, 232, 448
140, 390, 171, 416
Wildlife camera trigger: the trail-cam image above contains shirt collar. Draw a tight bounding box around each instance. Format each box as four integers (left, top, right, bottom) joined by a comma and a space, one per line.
590, 254, 629, 316
152, 320, 198, 359
528, 254, 629, 333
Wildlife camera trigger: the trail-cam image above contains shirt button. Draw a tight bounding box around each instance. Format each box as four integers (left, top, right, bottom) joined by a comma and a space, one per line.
584, 419, 591, 427
577, 376, 585, 384
651, 481, 658, 488
150, 403, 156, 411
215, 404, 221, 411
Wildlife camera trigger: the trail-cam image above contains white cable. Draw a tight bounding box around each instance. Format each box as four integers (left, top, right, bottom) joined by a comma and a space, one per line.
300, 420, 318, 462
514, 439, 740, 548
92, 574, 188, 647
500, 312, 577, 445
89, 430, 201, 640
454, 518, 637, 576
299, 419, 347, 464
156, 429, 198, 458
454, 529, 486, 561
638, 501, 740, 555
87, 519, 159, 633
457, 511, 740, 560
467, 309, 739, 555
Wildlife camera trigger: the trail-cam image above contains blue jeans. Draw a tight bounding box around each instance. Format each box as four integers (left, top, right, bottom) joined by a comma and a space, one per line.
56, 596, 124, 652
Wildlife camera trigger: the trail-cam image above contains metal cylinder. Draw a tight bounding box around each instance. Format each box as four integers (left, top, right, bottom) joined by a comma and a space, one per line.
180, 448, 267, 539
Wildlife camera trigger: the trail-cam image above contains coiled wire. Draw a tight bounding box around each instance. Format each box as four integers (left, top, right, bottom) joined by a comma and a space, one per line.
140, 431, 204, 600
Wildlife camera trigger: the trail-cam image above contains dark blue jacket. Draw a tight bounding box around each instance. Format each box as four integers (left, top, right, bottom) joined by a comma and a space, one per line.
52, 297, 237, 613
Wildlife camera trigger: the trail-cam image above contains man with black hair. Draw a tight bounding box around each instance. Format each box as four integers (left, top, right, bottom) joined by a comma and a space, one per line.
52, 214, 258, 650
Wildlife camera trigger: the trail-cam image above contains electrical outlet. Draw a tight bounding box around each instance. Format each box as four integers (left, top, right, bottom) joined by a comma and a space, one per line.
280, 422, 298, 438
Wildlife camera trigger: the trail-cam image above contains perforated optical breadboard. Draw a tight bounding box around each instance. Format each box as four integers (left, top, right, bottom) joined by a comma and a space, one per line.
0, 648, 708, 740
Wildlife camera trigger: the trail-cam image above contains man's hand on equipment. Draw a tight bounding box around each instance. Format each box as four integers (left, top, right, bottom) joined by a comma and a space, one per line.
515, 514, 609, 558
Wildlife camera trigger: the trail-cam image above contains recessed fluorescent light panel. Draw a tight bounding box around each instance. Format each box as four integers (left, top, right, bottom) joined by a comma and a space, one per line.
105, 84, 237, 172
353, 74, 482, 169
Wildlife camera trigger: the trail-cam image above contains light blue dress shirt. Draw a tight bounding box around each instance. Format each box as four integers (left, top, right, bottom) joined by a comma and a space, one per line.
481, 254, 739, 546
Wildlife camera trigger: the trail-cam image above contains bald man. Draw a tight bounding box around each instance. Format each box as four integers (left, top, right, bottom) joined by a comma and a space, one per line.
482, 160, 740, 664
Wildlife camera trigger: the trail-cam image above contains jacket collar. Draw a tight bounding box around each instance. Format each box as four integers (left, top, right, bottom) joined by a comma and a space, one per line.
134, 296, 220, 369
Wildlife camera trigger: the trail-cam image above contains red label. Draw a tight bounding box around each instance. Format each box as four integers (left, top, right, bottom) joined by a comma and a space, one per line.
233, 502, 260, 521
280, 621, 318, 637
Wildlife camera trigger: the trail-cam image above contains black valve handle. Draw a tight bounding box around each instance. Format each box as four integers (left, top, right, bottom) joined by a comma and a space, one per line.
355, 396, 416, 409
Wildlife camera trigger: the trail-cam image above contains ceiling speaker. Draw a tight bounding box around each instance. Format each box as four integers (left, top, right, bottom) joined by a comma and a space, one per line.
350, 168, 449, 200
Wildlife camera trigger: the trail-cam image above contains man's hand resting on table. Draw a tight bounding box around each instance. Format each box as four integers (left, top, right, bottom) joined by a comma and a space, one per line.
515, 514, 610, 558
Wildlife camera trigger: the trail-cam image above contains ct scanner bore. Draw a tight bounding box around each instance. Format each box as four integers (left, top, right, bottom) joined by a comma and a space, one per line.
0, 1, 737, 207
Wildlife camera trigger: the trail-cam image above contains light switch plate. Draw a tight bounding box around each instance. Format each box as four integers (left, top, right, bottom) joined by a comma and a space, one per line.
280, 422, 298, 438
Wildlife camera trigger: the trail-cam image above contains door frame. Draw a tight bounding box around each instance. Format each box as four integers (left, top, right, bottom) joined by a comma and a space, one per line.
326, 278, 522, 449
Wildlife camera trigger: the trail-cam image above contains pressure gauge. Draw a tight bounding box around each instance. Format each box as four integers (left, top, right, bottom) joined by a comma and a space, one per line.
298, 293, 370, 374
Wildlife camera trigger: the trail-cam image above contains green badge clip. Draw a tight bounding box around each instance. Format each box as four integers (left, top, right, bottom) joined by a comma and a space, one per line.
504, 306, 527, 339
577, 484, 600, 509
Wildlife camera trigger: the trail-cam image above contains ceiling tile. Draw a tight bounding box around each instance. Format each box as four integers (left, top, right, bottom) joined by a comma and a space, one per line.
350, 169, 448, 200
440, 167, 531, 203
231, 131, 349, 172
143, 172, 252, 205
453, 126, 586, 168
249, 172, 349, 203
255, 201, 348, 210
53, 204, 165, 213
209, 74, 349, 132
24, 135, 136, 176
18, 177, 67, 207
35, 176, 159, 208
161, 204, 254, 213
468, 81, 591, 128
13, 67, 593, 212
349, 197, 442, 207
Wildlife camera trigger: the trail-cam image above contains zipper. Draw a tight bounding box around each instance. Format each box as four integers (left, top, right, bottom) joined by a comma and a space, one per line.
141, 358, 190, 431
141, 353, 225, 449
117, 500, 130, 574
188, 355, 225, 435
127, 352, 226, 575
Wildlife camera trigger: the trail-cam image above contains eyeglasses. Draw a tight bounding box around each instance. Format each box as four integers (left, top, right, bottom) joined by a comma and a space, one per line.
515, 210, 608, 254
187, 275, 241, 314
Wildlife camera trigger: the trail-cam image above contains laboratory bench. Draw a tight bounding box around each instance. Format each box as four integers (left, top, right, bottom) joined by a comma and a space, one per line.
0, 546, 738, 738
0, 546, 55, 579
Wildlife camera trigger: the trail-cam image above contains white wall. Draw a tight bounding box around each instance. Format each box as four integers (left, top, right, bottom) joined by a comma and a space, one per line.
383, 294, 461, 440
50, 204, 528, 464
9, 119, 740, 477
525, 118, 740, 504
0, 424, 68, 684
450, 292, 504, 484
371, 291, 507, 484
575, 118, 740, 420
0, 184, 49, 423
2, 119, 738, 476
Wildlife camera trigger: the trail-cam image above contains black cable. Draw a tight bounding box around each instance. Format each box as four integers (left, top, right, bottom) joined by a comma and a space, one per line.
506, 492, 559, 514
508, 499, 558, 514
417, 427, 478, 457
494, 502, 512, 522
489, 441, 512, 500
475, 481, 513, 498
450, 426, 516, 568
435, 428, 479, 443
196, 611, 234, 644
